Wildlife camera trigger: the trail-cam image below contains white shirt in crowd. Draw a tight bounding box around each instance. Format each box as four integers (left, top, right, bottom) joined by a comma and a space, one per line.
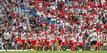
89, 32, 98, 42
3, 32, 10, 40
21, 32, 26, 40
78, 35, 83, 43
69, 34, 77, 42
32, 33, 37, 40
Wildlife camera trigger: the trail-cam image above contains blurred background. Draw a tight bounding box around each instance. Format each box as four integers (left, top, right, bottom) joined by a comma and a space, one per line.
0, 0, 107, 51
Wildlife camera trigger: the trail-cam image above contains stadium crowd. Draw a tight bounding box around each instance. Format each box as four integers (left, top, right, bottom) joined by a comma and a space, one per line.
0, 0, 107, 51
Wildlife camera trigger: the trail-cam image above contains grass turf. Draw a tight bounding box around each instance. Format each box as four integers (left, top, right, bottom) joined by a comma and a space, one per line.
0, 51, 107, 53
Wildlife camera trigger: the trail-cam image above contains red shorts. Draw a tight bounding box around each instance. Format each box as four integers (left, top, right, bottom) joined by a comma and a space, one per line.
47, 42, 50, 46
61, 42, 66, 46
31, 40, 36, 44
96, 42, 102, 47
22, 40, 26, 44
19, 40, 25, 45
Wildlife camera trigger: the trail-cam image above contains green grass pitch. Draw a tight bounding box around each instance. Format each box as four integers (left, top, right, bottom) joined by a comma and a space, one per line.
0, 51, 107, 53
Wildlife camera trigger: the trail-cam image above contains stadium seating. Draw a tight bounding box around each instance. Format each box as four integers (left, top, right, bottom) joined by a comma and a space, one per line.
0, 0, 107, 51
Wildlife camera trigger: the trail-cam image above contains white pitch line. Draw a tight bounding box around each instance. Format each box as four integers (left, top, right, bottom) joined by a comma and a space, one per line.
0, 50, 31, 51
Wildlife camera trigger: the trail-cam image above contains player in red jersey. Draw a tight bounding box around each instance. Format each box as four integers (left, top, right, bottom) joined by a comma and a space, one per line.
96, 32, 103, 51
20, 31, 27, 50
69, 33, 77, 51
31, 32, 37, 49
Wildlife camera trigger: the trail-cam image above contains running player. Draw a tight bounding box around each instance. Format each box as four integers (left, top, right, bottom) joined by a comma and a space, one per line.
96, 32, 103, 51
69, 33, 77, 51
3, 31, 11, 51
20, 31, 27, 50
89, 31, 98, 51
77, 33, 84, 51
31, 31, 37, 50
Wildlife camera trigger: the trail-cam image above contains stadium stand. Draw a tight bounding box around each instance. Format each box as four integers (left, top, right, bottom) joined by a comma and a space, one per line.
0, 0, 107, 51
